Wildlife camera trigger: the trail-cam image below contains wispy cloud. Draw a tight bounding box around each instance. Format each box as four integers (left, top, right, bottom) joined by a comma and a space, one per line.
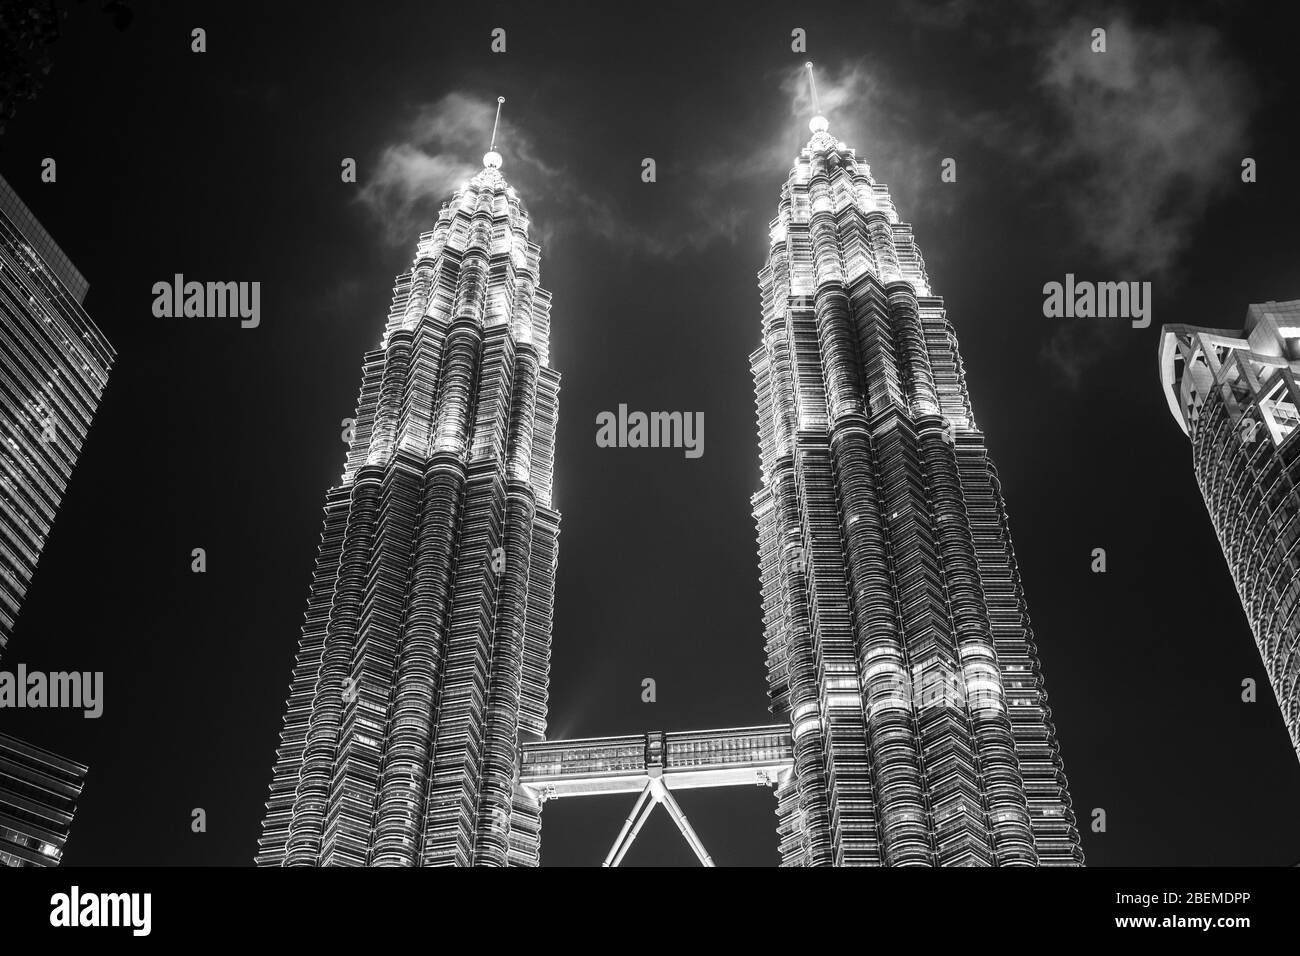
358, 92, 681, 255
1035, 17, 1253, 276
357, 93, 505, 245
355, 77, 946, 260
358, 90, 772, 258
848, 7, 1255, 277
357, 10, 1254, 392
778, 61, 958, 223
897, 4, 1255, 385
1032, 16, 1253, 384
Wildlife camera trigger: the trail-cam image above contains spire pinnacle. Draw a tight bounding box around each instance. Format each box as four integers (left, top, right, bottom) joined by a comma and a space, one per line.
484, 96, 505, 169
805, 62, 829, 135
805, 62, 821, 115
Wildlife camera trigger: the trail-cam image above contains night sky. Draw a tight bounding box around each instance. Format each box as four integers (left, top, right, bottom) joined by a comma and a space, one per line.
2, 0, 1298, 866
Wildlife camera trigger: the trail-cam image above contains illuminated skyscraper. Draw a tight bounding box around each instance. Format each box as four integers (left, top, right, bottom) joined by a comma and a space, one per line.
0, 172, 111, 650
747, 67, 1082, 865
0, 731, 87, 867
258, 105, 561, 867
1160, 301, 1300, 763
0, 172, 104, 867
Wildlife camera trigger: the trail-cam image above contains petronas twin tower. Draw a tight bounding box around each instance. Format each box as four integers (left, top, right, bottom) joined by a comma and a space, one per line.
752, 106, 1079, 865
258, 135, 560, 867
258, 80, 1083, 866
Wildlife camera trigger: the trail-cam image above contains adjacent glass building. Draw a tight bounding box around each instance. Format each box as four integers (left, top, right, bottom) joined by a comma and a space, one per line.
1160, 301, 1300, 763
0, 172, 104, 866
0, 731, 87, 867
749, 108, 1082, 865
258, 146, 560, 866
0, 173, 113, 651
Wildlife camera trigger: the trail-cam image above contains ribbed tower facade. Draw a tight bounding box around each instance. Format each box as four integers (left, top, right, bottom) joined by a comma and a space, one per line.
1160, 301, 1300, 763
750, 110, 1082, 866
258, 146, 560, 867
0, 173, 105, 868
0, 173, 112, 650
0, 732, 88, 867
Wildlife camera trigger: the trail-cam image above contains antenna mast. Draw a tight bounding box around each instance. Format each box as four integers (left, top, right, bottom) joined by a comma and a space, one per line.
490, 96, 505, 151
805, 62, 821, 115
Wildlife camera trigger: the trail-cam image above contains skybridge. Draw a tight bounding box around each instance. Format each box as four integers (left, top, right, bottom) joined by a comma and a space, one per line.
519, 725, 793, 866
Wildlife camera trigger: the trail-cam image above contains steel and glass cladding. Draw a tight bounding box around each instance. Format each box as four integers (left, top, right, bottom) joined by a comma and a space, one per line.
0, 173, 113, 654
1160, 302, 1300, 763
258, 151, 560, 867
749, 115, 1082, 865
0, 177, 104, 872
0, 175, 88, 306
0, 731, 87, 867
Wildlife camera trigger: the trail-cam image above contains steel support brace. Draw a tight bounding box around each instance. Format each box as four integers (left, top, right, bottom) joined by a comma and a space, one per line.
603, 782, 656, 867
601, 777, 715, 867
655, 781, 715, 866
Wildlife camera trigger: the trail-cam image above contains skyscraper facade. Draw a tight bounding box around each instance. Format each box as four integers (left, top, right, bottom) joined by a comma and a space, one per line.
749, 102, 1083, 865
0, 731, 87, 867
0, 172, 112, 651
1160, 301, 1300, 763
258, 143, 561, 867
0, 173, 103, 866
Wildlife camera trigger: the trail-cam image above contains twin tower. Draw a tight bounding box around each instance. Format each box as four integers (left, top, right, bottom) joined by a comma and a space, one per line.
256, 89, 1084, 867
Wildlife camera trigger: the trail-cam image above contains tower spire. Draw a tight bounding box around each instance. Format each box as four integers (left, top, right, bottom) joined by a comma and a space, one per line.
484, 96, 505, 169
805, 62, 829, 136
490, 96, 504, 150
805, 62, 821, 115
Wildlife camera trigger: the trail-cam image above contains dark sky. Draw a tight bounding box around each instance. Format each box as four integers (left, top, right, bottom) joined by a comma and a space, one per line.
1, 0, 1298, 866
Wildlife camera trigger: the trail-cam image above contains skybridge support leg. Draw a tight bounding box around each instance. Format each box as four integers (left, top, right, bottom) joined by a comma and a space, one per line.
603, 782, 656, 867
601, 777, 715, 867
655, 781, 715, 867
